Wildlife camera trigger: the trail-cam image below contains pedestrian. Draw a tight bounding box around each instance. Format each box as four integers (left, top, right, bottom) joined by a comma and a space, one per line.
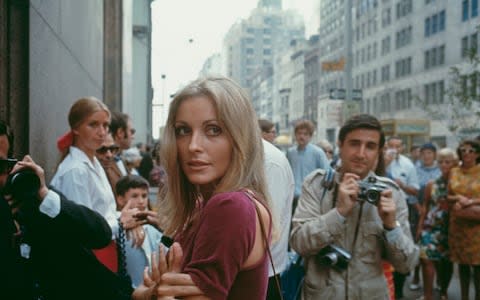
96, 132, 122, 196
385, 136, 420, 296
447, 139, 480, 300
0, 119, 133, 300
110, 111, 136, 176
50, 97, 145, 272
417, 148, 458, 300
115, 175, 163, 287
137, 76, 274, 299
262, 139, 295, 300
258, 119, 277, 144
287, 120, 330, 215
290, 114, 418, 299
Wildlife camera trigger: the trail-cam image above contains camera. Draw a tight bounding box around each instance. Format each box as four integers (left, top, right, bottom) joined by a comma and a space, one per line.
2, 169, 41, 202
357, 176, 388, 206
317, 244, 352, 271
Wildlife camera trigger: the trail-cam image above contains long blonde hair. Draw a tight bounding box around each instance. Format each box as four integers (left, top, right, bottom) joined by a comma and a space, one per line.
160, 76, 272, 236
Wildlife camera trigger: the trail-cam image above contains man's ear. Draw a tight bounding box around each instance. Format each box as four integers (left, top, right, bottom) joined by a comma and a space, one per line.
115, 128, 125, 140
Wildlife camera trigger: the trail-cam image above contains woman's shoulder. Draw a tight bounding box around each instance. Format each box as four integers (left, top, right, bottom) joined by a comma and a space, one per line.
204, 191, 255, 215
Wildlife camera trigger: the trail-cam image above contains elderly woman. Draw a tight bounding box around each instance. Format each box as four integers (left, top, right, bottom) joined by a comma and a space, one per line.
417, 148, 458, 300
448, 139, 480, 300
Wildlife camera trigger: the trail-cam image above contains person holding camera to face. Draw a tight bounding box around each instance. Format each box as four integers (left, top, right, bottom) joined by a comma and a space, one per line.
290, 114, 419, 300
0, 120, 137, 300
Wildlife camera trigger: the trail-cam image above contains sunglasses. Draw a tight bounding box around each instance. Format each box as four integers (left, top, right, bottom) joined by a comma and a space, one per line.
460, 148, 477, 154
0, 158, 18, 174
96, 145, 120, 155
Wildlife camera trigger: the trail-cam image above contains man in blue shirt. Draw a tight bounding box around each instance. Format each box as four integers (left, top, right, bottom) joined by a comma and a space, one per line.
287, 120, 329, 215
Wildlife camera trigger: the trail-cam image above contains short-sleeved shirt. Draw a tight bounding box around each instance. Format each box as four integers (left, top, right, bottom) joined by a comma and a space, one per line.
287, 143, 330, 197
175, 191, 270, 300
416, 163, 441, 203
386, 154, 419, 204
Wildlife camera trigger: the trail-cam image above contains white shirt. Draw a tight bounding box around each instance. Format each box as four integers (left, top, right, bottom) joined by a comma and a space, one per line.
263, 140, 295, 276
50, 146, 118, 238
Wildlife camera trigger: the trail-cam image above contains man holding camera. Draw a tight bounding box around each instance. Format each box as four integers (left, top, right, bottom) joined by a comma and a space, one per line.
0, 120, 135, 300
290, 114, 418, 299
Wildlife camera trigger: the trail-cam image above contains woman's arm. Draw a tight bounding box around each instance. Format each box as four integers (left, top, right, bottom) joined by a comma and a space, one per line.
416, 181, 432, 241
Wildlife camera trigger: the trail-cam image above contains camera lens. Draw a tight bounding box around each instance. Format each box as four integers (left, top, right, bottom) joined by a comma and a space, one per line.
366, 190, 380, 205
319, 252, 338, 266
4, 169, 40, 200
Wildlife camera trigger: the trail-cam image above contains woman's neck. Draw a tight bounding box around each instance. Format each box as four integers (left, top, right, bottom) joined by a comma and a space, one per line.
462, 161, 476, 169
74, 144, 95, 163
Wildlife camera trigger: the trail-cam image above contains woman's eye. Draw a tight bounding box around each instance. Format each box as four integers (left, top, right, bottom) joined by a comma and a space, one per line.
206, 125, 222, 136
175, 126, 190, 136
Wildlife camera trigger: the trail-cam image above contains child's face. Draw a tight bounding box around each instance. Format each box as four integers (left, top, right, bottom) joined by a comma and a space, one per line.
123, 187, 149, 211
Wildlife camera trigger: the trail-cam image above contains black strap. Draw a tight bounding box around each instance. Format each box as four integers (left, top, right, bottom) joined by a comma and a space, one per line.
245, 190, 284, 300
116, 218, 131, 285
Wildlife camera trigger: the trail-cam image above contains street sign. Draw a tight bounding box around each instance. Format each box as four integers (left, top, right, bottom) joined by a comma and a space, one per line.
329, 88, 362, 100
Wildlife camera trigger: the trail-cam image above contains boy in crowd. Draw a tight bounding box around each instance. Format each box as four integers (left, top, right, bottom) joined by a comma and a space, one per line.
115, 175, 163, 287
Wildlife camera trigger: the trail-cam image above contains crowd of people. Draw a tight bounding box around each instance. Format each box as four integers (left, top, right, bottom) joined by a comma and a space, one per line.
1, 75, 479, 300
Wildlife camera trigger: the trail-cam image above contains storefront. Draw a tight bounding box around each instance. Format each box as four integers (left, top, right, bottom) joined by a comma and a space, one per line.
380, 119, 430, 151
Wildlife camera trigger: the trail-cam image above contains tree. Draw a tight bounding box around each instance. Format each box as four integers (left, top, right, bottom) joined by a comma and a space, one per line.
415, 27, 480, 141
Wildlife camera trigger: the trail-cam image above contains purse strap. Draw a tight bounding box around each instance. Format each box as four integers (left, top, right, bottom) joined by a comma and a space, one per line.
245, 190, 285, 300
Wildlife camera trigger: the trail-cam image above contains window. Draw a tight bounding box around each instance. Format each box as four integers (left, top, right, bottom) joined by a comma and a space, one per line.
462, 34, 479, 58
246, 48, 254, 54
425, 10, 446, 37
473, 0, 479, 17
425, 45, 446, 69
462, 36, 469, 57
382, 64, 390, 82
397, 0, 413, 19
425, 18, 431, 36
472, 32, 478, 53
396, 26, 412, 48
382, 8, 391, 27
382, 36, 391, 55
424, 81, 445, 106
463, 0, 470, 21
395, 57, 412, 78
439, 10, 446, 31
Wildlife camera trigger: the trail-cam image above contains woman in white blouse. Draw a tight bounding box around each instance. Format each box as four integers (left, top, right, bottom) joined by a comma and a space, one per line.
51, 97, 142, 273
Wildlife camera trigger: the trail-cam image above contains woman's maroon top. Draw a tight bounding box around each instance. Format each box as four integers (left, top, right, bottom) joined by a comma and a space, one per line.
175, 191, 270, 300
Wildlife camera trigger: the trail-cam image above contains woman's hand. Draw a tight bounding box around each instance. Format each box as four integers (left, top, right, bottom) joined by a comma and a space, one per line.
155, 243, 207, 299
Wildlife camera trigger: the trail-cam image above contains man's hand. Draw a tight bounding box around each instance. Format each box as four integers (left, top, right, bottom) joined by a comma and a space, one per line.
7, 155, 48, 213
377, 189, 397, 230
10, 155, 48, 200
337, 173, 360, 217
135, 210, 163, 230
120, 200, 146, 230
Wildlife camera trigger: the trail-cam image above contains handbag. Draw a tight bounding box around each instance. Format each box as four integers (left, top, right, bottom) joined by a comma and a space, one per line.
452, 204, 480, 222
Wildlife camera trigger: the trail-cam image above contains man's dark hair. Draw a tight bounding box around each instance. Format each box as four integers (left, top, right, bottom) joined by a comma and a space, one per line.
115, 175, 149, 196
109, 111, 129, 138
258, 119, 274, 133
0, 120, 14, 157
338, 114, 385, 148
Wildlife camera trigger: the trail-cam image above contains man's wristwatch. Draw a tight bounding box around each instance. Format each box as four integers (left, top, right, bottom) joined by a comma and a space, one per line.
384, 220, 400, 231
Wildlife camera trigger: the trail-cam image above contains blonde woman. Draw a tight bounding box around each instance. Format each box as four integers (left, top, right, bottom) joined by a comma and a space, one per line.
136, 77, 274, 300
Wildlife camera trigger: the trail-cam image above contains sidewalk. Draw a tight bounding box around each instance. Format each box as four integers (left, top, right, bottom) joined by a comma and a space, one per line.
402, 265, 475, 300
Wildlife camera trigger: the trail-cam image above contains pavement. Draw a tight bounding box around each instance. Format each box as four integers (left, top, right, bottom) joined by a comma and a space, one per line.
401, 265, 475, 300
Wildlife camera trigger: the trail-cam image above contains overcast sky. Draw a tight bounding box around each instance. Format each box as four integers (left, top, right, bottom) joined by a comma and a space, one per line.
150, 0, 318, 137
